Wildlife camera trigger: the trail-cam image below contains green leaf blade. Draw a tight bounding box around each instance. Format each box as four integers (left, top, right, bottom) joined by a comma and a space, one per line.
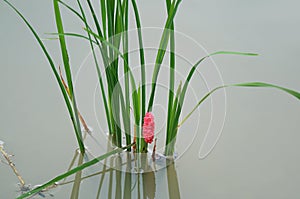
180, 82, 300, 127
17, 143, 134, 199
230, 82, 300, 100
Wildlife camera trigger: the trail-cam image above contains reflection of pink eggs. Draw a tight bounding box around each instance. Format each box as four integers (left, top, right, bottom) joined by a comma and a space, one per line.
142, 112, 155, 144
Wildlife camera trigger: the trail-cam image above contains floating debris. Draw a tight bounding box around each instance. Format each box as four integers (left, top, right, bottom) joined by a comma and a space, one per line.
30, 183, 57, 198
0, 140, 4, 147
18, 183, 55, 198
131, 167, 144, 174
17, 183, 31, 194
32, 182, 58, 191
152, 138, 157, 162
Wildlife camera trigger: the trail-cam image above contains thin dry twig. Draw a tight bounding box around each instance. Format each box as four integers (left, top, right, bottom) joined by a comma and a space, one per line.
152, 138, 157, 162
0, 145, 25, 186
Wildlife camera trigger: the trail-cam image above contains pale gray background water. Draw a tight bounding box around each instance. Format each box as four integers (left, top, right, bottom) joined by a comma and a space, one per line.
1, 0, 300, 198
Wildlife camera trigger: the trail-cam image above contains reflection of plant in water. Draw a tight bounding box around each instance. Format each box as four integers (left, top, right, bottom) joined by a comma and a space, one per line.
167, 160, 181, 199
62, 153, 180, 199
16, 144, 179, 199
29, 143, 178, 198
14, 142, 133, 199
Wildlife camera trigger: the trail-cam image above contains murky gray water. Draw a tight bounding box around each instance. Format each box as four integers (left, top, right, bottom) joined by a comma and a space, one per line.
1, 0, 300, 198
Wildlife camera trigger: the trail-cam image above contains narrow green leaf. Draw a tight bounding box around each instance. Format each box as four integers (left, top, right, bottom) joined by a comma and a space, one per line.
147, 0, 182, 112
3, 0, 84, 153
106, 0, 115, 61
75, 0, 112, 134
166, 51, 257, 155
84, 28, 138, 94
53, 0, 73, 97
131, 0, 146, 119
179, 82, 300, 126
115, 0, 131, 147
175, 51, 258, 131
230, 82, 300, 100
53, 0, 84, 154
100, 0, 107, 39
86, 0, 104, 39
58, 0, 84, 21
46, 32, 97, 44
130, 0, 147, 152
166, 81, 182, 152
17, 143, 134, 199
165, 0, 176, 153
210, 51, 258, 56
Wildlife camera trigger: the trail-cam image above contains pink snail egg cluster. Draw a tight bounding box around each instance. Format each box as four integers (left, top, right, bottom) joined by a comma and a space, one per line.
142, 112, 155, 144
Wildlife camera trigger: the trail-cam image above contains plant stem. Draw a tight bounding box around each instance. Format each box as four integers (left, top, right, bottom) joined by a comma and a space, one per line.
53, 0, 84, 154
0, 146, 25, 186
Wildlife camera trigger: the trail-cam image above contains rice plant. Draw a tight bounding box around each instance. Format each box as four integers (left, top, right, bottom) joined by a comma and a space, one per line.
5, 0, 300, 155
